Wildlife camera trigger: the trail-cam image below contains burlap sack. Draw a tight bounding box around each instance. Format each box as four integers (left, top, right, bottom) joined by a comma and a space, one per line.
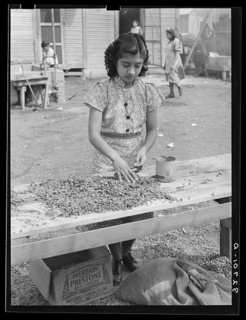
114, 257, 231, 305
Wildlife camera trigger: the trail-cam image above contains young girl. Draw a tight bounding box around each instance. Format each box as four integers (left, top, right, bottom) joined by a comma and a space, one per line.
163, 28, 185, 98
40, 41, 58, 68
84, 33, 164, 286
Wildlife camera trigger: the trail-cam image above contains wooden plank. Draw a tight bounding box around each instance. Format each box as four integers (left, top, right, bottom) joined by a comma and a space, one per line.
11, 170, 231, 239
11, 154, 231, 239
11, 203, 231, 264
11, 169, 231, 239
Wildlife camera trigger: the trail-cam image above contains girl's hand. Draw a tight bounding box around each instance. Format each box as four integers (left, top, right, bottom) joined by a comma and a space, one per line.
112, 155, 138, 183
135, 147, 147, 167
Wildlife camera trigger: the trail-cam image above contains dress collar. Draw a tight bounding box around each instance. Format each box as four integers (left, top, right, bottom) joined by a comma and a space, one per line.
114, 76, 139, 88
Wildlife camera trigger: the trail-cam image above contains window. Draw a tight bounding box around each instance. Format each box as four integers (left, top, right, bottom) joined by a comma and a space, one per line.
40, 9, 63, 63
41, 9, 60, 23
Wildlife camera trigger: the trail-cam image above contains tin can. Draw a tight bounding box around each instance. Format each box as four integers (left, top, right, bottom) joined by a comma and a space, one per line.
154, 156, 176, 182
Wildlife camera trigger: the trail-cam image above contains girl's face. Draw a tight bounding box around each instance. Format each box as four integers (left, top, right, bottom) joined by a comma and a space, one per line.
116, 53, 144, 87
133, 21, 138, 27
43, 45, 50, 53
166, 32, 172, 40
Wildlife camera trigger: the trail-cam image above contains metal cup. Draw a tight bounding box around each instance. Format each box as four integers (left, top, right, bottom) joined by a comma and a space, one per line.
154, 156, 176, 182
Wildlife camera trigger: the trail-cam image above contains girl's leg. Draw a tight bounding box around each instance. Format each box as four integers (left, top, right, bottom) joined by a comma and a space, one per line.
165, 83, 175, 98
108, 243, 123, 286
108, 243, 122, 261
121, 239, 141, 271
175, 82, 183, 96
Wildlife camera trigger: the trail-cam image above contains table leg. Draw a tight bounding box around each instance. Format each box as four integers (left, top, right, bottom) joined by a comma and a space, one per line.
43, 82, 49, 108
220, 218, 232, 260
214, 197, 231, 259
19, 87, 27, 110
222, 71, 227, 81
205, 67, 208, 78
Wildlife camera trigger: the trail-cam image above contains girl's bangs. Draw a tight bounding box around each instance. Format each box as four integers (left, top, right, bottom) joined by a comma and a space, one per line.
121, 40, 139, 55
119, 37, 146, 58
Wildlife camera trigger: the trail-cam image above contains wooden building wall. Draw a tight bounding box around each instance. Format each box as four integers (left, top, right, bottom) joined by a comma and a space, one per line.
10, 8, 178, 71
160, 8, 177, 66
63, 9, 83, 68
84, 9, 116, 69
10, 9, 35, 63
144, 8, 177, 67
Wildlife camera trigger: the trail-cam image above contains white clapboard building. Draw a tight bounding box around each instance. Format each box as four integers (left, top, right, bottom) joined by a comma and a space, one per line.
10, 7, 179, 77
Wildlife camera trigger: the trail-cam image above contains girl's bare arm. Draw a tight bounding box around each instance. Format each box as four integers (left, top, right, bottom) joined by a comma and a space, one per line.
135, 108, 158, 165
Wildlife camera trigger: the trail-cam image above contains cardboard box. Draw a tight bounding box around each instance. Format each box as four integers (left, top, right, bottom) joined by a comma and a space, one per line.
29, 246, 113, 305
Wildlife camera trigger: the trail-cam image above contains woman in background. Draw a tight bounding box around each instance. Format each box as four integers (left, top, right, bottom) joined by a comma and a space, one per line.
163, 28, 185, 98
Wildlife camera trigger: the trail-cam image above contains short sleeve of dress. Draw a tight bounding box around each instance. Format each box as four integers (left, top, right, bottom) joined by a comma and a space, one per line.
83, 81, 107, 112
174, 38, 183, 53
146, 83, 165, 112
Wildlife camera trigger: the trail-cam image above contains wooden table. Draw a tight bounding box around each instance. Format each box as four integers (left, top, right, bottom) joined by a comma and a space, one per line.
11, 154, 232, 265
12, 76, 49, 110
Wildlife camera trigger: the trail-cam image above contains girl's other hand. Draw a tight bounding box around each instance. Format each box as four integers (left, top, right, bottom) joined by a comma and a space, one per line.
112, 155, 138, 183
135, 148, 147, 167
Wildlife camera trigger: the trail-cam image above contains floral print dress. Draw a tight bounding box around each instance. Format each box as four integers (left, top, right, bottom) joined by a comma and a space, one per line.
83, 76, 164, 174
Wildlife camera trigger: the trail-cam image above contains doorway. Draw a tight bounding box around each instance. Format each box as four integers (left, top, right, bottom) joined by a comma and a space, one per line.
119, 8, 141, 35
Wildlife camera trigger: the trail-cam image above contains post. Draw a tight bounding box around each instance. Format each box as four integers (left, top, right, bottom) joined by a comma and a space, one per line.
51, 9, 57, 88
43, 80, 49, 108
44, 59, 47, 76
19, 86, 27, 110
222, 70, 227, 81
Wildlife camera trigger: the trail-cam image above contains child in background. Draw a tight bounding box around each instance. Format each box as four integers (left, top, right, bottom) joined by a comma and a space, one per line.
40, 41, 58, 68
130, 20, 143, 36
84, 33, 164, 285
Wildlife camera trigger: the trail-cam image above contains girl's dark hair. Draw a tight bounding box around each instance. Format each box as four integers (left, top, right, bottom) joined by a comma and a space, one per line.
166, 28, 175, 41
104, 33, 149, 78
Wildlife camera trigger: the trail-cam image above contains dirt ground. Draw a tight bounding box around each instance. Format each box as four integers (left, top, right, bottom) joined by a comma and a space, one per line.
10, 72, 232, 307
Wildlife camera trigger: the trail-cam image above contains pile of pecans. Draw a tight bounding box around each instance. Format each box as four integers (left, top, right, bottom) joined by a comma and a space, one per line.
30, 175, 177, 217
